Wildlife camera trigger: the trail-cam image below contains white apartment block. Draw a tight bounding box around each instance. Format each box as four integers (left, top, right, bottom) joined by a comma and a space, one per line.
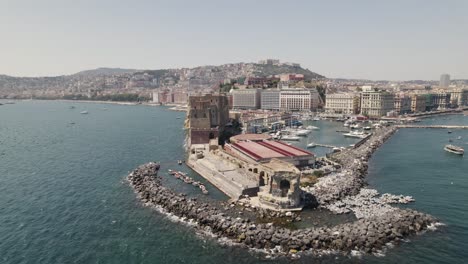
324, 93, 360, 115
360, 89, 395, 117
232, 89, 261, 109
279, 88, 320, 111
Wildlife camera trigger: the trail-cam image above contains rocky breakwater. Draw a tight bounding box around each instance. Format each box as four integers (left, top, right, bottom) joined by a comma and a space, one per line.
308, 126, 398, 205
325, 188, 415, 219
128, 162, 437, 257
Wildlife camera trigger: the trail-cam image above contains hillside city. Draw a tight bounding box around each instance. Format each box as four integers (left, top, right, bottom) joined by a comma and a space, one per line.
1, 59, 467, 133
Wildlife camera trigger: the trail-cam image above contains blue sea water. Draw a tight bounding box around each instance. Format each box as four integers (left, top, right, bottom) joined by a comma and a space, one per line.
0, 101, 467, 263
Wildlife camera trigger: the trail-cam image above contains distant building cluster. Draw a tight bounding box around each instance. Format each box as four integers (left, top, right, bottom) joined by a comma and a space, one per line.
231, 87, 320, 112
324, 84, 468, 118
257, 59, 301, 68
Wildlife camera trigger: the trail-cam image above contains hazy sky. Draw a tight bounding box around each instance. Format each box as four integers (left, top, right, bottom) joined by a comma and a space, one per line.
1, 0, 467, 80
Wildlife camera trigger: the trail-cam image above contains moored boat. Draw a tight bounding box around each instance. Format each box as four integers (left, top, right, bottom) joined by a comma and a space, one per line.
444, 144, 464, 155
281, 135, 301, 141
295, 129, 311, 136
343, 131, 369, 139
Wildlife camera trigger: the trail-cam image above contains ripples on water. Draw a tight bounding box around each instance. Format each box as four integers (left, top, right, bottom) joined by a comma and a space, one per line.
0, 101, 466, 264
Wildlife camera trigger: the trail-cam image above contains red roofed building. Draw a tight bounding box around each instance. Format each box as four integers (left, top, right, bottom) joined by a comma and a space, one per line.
225, 135, 315, 167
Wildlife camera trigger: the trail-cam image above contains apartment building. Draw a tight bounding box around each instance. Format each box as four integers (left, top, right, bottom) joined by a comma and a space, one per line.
411, 94, 426, 113
450, 88, 468, 107
394, 95, 412, 114
324, 93, 360, 115
360, 88, 395, 117
232, 89, 261, 109
260, 90, 280, 110
279, 88, 320, 111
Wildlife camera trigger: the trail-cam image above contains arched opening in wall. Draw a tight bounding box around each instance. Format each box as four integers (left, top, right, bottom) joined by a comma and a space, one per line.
248, 168, 253, 172
253, 168, 258, 174
209, 132, 215, 140
279, 180, 290, 197
259, 171, 265, 186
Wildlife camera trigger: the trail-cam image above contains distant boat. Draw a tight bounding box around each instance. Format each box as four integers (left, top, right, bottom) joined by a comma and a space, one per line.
448, 130, 452, 134
457, 136, 462, 140
332, 147, 341, 153
80, 111, 88, 114
444, 144, 464, 155
312, 117, 320, 121
178, 160, 183, 165
176, 117, 181, 119
281, 135, 301, 141
363, 126, 372, 130
306, 125, 319, 130
69, 122, 75, 125
295, 129, 311, 136
307, 142, 316, 148
69, 106, 75, 109
343, 131, 369, 139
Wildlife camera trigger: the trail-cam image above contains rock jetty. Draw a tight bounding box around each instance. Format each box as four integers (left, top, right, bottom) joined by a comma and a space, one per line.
308, 127, 399, 205
128, 161, 436, 257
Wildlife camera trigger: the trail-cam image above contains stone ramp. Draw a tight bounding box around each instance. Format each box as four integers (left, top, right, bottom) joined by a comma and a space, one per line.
187, 157, 248, 199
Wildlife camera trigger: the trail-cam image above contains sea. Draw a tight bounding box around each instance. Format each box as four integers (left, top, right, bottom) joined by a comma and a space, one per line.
0, 100, 467, 264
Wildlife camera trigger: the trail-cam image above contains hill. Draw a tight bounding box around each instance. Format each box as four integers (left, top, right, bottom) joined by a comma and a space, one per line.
252, 64, 324, 80
73, 67, 140, 77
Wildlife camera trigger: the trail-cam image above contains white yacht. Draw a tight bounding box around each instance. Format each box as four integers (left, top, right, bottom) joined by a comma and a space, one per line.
80, 111, 88, 114
444, 145, 464, 155
295, 129, 311, 136
280, 135, 301, 141
343, 131, 369, 139
306, 125, 319, 130
307, 142, 316, 148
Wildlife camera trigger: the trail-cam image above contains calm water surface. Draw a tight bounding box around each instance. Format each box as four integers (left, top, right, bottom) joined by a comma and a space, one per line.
1, 101, 466, 263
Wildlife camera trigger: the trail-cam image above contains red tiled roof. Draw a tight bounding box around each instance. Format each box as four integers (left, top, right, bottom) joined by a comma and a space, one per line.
263, 140, 314, 156
230, 140, 314, 161
232, 142, 285, 160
